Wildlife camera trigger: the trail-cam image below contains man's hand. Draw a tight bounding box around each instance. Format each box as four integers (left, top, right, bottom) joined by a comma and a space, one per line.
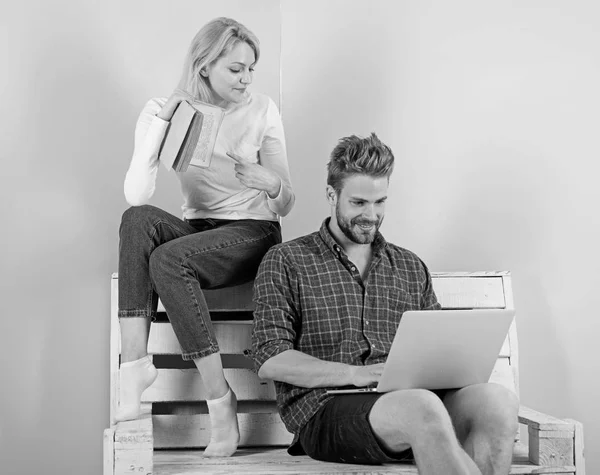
348, 363, 385, 387
227, 152, 281, 198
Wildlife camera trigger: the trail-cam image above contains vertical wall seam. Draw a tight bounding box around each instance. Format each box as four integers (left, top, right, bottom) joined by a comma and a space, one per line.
279, 0, 283, 118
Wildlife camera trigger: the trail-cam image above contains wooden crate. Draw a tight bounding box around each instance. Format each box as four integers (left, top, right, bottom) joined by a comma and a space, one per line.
104, 271, 586, 475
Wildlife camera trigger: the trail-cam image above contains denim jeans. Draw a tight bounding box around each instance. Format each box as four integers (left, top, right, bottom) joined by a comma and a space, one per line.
118, 205, 281, 360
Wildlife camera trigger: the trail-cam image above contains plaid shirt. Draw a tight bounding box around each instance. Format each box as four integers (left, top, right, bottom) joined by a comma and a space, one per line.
251, 218, 441, 440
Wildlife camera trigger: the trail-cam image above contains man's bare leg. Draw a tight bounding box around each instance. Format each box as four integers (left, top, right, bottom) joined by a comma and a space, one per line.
369, 389, 481, 475
443, 383, 520, 475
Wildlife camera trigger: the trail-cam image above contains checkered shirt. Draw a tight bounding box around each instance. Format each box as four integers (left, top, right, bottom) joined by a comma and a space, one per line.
251, 218, 441, 440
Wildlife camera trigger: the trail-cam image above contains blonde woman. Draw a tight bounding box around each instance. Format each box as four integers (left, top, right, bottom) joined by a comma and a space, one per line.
117, 17, 294, 457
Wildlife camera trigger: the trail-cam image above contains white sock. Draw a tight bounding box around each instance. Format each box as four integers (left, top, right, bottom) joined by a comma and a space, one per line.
115, 355, 158, 422
203, 388, 240, 457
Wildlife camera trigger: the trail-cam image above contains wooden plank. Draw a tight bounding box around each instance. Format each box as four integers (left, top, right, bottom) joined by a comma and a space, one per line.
564, 419, 586, 475
536, 431, 575, 439
152, 444, 576, 474
110, 275, 120, 426
431, 275, 506, 309
114, 411, 153, 449
147, 321, 252, 355
519, 407, 575, 431
503, 274, 520, 398
114, 409, 153, 475
114, 448, 153, 475
154, 449, 419, 474
142, 368, 275, 402
103, 428, 114, 475
153, 413, 293, 448
529, 426, 574, 467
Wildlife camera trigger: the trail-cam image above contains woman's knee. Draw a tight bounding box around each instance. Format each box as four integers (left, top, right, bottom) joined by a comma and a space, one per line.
148, 243, 178, 282
120, 205, 159, 235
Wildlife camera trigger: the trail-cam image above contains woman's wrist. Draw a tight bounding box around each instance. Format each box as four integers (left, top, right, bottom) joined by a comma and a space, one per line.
267, 176, 281, 199
156, 105, 176, 121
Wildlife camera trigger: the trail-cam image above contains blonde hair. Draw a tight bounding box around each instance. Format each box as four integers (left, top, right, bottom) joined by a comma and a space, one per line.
177, 17, 260, 103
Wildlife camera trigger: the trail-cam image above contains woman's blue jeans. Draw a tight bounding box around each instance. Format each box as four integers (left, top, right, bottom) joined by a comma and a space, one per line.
118, 205, 281, 360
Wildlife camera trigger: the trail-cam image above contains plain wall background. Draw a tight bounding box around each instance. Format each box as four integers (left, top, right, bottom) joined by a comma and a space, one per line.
2, 0, 599, 473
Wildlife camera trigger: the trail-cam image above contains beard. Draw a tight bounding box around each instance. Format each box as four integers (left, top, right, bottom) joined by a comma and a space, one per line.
336, 206, 382, 244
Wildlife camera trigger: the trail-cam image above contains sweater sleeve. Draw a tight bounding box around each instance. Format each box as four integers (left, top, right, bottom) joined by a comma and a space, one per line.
123, 98, 169, 206
259, 97, 295, 218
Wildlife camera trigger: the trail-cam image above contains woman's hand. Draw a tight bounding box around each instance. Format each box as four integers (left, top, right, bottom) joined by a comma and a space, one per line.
227, 152, 282, 198
156, 89, 193, 122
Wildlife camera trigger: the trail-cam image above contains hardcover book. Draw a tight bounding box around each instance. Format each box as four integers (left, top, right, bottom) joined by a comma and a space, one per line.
159, 99, 224, 172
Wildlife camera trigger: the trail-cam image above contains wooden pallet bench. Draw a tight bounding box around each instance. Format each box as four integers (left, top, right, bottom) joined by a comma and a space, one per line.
104, 271, 586, 474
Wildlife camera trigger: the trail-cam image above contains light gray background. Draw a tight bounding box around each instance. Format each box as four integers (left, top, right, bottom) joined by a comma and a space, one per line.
2, 1, 599, 474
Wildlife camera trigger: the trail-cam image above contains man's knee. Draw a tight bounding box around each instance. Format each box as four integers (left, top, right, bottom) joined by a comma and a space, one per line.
371, 389, 454, 447
469, 383, 520, 437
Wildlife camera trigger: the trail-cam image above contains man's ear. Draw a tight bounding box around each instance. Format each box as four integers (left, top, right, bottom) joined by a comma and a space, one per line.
326, 186, 337, 205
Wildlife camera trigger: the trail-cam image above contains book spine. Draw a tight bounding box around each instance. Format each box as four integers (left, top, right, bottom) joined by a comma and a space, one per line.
176, 112, 204, 172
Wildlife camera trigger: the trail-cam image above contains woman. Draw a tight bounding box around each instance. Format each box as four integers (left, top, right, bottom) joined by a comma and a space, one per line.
117, 17, 294, 458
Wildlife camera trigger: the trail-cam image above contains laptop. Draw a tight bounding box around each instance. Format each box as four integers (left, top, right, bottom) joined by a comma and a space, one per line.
326, 309, 515, 395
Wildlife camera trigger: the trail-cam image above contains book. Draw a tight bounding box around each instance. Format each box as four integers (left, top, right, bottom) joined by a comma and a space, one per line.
159, 99, 225, 172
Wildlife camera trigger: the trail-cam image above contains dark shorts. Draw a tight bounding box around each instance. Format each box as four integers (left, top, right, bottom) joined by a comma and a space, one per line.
292, 393, 414, 465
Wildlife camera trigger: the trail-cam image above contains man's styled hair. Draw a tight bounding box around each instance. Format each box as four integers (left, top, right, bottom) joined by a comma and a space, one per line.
178, 17, 260, 103
327, 133, 395, 193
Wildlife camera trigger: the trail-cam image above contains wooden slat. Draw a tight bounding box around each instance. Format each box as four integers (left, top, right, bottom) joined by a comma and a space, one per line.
564, 419, 586, 475
142, 368, 275, 402
153, 413, 293, 448
114, 410, 153, 448
110, 276, 120, 425
103, 428, 114, 475
114, 410, 153, 474
528, 427, 574, 467
152, 443, 577, 474
432, 276, 506, 309
147, 321, 252, 355
519, 407, 575, 431
503, 274, 520, 398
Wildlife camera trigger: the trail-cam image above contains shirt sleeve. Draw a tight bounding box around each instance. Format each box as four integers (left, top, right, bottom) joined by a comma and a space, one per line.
251, 246, 300, 372
419, 258, 442, 310
258, 97, 295, 217
123, 98, 169, 206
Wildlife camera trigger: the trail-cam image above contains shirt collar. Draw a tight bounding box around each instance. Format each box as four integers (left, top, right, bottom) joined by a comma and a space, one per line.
318, 217, 387, 258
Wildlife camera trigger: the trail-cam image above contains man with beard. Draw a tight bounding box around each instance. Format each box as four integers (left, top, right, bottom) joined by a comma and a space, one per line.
251, 133, 519, 475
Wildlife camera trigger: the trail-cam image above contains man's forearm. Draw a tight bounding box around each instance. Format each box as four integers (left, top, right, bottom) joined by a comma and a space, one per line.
258, 349, 354, 388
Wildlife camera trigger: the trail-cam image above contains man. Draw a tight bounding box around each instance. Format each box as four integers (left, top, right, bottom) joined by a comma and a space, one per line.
251, 133, 519, 475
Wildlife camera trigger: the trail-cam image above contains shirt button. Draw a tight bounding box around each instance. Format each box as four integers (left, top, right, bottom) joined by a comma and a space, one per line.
351, 266, 356, 271
365, 321, 369, 325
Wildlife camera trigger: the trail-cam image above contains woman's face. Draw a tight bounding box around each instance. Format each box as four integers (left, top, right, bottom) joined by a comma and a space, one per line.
204, 41, 255, 106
